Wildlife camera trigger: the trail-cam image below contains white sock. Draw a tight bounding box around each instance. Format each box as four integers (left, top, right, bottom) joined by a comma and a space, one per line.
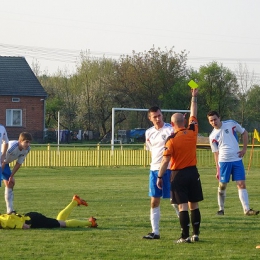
171, 203, 179, 218
5, 187, 14, 213
238, 189, 250, 213
218, 187, 226, 211
150, 207, 160, 235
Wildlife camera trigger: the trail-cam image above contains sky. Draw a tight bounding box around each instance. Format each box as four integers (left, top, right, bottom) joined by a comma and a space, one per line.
1, 0, 260, 83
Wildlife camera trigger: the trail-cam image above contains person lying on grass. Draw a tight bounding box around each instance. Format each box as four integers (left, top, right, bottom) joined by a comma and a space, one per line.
0, 195, 98, 229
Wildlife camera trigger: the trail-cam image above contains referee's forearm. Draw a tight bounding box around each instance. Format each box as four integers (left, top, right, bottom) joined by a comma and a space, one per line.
158, 157, 170, 177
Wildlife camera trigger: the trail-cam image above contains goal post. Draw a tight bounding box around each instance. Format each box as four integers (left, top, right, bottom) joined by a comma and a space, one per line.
111, 107, 190, 150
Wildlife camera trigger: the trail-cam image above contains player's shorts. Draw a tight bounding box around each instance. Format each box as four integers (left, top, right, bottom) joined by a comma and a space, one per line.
149, 169, 171, 198
25, 212, 60, 228
219, 160, 245, 183
0, 166, 2, 187
170, 166, 204, 204
2, 164, 11, 181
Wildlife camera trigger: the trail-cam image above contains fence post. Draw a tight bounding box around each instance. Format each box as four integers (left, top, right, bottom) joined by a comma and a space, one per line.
143, 143, 146, 168
97, 143, 100, 167
47, 143, 50, 167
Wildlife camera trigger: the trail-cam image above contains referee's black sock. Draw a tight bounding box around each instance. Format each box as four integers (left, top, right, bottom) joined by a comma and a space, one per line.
179, 211, 190, 238
190, 208, 201, 236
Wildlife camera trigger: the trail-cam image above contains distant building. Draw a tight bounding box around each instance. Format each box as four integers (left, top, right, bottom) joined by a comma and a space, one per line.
0, 56, 47, 142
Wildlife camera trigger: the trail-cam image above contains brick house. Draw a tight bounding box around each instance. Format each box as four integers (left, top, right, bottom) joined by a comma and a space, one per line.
0, 56, 47, 142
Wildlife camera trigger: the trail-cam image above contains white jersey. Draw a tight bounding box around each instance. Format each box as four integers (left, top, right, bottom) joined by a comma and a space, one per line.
5, 140, 30, 165
145, 123, 173, 170
0, 124, 9, 158
209, 120, 245, 162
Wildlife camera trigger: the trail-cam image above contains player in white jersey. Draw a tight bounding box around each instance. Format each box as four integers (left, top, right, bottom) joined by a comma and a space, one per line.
207, 111, 259, 216
2, 132, 32, 214
0, 124, 9, 187
143, 106, 179, 240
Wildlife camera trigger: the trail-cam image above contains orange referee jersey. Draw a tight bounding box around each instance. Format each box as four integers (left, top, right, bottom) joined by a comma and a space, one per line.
163, 116, 198, 170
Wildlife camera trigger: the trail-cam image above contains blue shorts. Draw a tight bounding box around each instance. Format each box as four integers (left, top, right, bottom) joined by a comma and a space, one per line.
2, 164, 11, 181
219, 160, 245, 183
149, 169, 171, 198
0, 167, 2, 187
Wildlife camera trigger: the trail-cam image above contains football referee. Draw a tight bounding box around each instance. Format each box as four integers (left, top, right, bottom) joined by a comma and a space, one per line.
157, 87, 203, 243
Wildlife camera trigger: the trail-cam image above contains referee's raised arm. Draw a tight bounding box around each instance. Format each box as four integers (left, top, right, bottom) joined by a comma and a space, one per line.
190, 88, 198, 118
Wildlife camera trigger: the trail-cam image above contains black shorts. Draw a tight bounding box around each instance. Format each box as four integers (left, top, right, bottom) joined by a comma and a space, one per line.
170, 166, 204, 204
25, 212, 60, 228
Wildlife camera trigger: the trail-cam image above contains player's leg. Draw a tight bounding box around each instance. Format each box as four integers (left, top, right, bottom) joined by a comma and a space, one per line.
25, 211, 97, 228
237, 179, 250, 214
171, 169, 191, 243
56, 195, 88, 221
188, 167, 203, 242
150, 196, 161, 234
176, 203, 191, 243
217, 182, 227, 215
164, 169, 179, 217
143, 170, 161, 239
190, 204, 201, 242
2, 164, 15, 214
233, 161, 259, 215
217, 162, 231, 215
0, 166, 2, 188
63, 217, 98, 228
233, 161, 248, 213
171, 203, 179, 217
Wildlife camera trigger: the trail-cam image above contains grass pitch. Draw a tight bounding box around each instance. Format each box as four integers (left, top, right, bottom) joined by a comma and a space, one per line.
1, 166, 260, 259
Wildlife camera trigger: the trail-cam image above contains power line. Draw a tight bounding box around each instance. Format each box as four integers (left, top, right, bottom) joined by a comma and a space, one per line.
0, 42, 260, 81
0, 43, 124, 63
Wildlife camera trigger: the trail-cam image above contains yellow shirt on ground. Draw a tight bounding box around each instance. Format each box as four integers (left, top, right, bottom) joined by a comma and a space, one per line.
0, 213, 30, 229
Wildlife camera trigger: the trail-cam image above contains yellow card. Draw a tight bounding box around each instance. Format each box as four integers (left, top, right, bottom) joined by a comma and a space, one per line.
188, 80, 198, 89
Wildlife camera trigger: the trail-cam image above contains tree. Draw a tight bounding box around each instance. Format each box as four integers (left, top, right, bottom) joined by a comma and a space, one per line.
110, 46, 189, 128
31, 59, 42, 77
38, 70, 81, 130
39, 49, 260, 140
235, 63, 257, 127
124, 47, 188, 108
245, 84, 260, 131
198, 62, 239, 120
76, 53, 122, 137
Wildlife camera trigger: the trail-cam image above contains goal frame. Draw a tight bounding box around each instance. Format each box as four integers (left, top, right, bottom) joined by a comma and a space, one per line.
111, 107, 190, 150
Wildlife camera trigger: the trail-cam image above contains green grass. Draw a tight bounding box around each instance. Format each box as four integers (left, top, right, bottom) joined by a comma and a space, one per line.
1, 166, 260, 259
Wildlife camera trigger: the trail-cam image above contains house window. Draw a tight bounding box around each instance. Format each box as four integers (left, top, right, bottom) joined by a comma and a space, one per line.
12, 97, 20, 102
6, 109, 22, 127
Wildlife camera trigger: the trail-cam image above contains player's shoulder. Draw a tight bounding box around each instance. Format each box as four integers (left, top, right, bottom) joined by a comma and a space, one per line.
209, 128, 218, 138
222, 119, 238, 126
0, 124, 6, 130
163, 123, 174, 135
8, 140, 19, 151
161, 123, 173, 134
164, 122, 172, 128
162, 123, 173, 131
146, 123, 172, 134
146, 125, 155, 134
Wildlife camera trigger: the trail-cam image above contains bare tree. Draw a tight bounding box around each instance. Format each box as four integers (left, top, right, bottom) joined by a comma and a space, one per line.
235, 63, 256, 126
